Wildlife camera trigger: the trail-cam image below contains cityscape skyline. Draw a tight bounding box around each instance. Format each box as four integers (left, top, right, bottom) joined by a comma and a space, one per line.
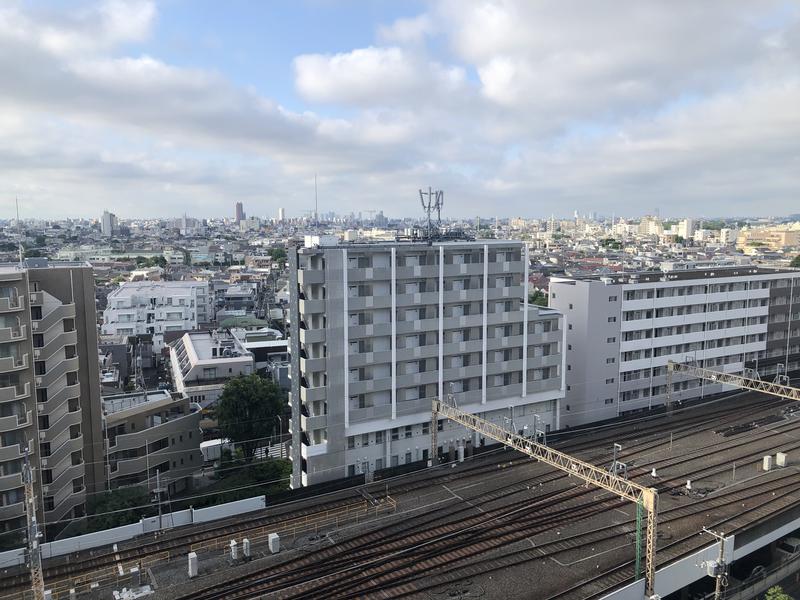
2, 0, 799, 219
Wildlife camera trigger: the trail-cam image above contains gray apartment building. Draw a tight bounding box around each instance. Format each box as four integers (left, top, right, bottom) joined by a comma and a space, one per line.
0, 260, 103, 544
289, 237, 565, 488
103, 390, 202, 495
550, 266, 800, 427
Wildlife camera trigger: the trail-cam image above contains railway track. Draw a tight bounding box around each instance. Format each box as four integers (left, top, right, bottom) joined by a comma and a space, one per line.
2, 391, 794, 599
164, 399, 800, 599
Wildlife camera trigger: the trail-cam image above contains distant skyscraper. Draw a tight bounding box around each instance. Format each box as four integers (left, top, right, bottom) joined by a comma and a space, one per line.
101, 210, 117, 237
278, 207, 285, 222
235, 202, 245, 224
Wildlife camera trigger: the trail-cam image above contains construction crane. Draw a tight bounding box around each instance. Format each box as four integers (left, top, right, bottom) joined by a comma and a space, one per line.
431, 398, 660, 598
666, 361, 800, 406
23, 449, 45, 600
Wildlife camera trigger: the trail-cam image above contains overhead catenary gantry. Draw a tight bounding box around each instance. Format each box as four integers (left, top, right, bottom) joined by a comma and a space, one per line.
666, 361, 800, 405
430, 398, 660, 599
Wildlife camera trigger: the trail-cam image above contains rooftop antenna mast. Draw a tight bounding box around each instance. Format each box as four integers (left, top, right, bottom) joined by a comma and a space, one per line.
314, 174, 318, 226
16, 197, 23, 266
419, 187, 444, 240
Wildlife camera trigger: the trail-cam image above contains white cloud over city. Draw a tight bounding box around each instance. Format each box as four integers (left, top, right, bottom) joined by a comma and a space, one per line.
0, 0, 798, 219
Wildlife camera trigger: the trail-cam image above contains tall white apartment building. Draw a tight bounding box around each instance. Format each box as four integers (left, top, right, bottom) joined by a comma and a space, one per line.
289, 238, 565, 488
550, 267, 800, 427
102, 281, 212, 352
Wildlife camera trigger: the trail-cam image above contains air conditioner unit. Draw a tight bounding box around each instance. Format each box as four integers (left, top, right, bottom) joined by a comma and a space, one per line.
41, 459, 47, 467
36, 377, 42, 386
31, 322, 38, 330
34, 349, 40, 358
38, 431, 46, 440
37, 404, 44, 413
43, 486, 49, 493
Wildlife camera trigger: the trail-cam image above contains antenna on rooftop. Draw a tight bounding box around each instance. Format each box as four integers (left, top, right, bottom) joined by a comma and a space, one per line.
16, 197, 23, 267
419, 187, 444, 240
314, 174, 318, 226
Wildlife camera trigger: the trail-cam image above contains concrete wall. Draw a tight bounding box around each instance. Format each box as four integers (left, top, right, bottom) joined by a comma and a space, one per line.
0, 495, 267, 567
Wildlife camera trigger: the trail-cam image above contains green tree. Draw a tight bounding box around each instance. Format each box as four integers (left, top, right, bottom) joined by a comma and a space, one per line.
529, 290, 548, 307
790, 254, 800, 268
765, 586, 791, 600
216, 374, 285, 461
86, 487, 154, 532
34, 235, 46, 247
268, 247, 287, 262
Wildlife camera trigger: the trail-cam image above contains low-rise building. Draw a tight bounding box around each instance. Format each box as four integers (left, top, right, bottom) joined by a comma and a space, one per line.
169, 330, 254, 409
103, 390, 202, 494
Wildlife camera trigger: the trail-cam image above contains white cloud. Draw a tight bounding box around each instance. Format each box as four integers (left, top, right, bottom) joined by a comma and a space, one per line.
0, 0, 798, 219
377, 14, 435, 45
293, 46, 466, 107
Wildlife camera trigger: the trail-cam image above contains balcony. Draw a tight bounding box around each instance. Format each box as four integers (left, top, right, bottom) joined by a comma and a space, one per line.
37, 356, 79, 390
300, 328, 326, 344
36, 329, 78, 361
300, 385, 326, 403
299, 298, 325, 314
0, 382, 30, 403
0, 501, 24, 521
301, 413, 327, 430
0, 442, 26, 462
298, 269, 325, 285
0, 410, 31, 431
0, 353, 28, 372
300, 441, 328, 459
0, 295, 23, 312
300, 356, 326, 373
0, 324, 26, 344
349, 404, 392, 423
347, 295, 392, 311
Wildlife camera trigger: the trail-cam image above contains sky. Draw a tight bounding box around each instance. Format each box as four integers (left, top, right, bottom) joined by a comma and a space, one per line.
1, 0, 799, 220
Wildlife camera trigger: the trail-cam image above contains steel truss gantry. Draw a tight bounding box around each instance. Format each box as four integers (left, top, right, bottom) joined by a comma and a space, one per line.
666, 361, 800, 406
431, 398, 659, 598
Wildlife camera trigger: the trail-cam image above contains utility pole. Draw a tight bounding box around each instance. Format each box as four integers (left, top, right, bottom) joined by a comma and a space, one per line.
154, 470, 163, 531
23, 449, 45, 600
701, 527, 727, 600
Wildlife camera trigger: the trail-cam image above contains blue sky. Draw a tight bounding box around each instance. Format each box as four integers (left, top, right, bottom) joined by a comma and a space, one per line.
1, 0, 799, 220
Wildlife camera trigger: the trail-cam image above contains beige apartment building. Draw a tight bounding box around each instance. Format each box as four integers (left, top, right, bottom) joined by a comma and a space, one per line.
736, 226, 800, 251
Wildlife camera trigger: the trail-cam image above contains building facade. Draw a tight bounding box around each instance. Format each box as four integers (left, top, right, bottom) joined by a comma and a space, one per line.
169, 330, 254, 410
0, 261, 104, 545
289, 238, 565, 488
103, 390, 202, 495
550, 267, 800, 427
102, 281, 212, 352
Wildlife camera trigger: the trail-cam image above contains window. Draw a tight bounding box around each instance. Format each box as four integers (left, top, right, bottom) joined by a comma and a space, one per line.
604, 398, 614, 405
34, 361, 46, 376
567, 344, 572, 350
568, 324, 573, 330
605, 378, 615, 384
347, 436, 355, 449
404, 425, 412, 439
391, 428, 399, 441
608, 316, 617, 323
375, 431, 383, 444
361, 434, 369, 446
38, 415, 49, 430
569, 304, 573, 309
43, 496, 54, 511
41, 469, 53, 484
422, 422, 430, 435
36, 389, 47, 403
609, 296, 617, 302
63, 318, 74, 332
606, 357, 616, 364
567, 364, 571, 371
607, 337, 616, 343
33, 334, 44, 348
30, 306, 42, 320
